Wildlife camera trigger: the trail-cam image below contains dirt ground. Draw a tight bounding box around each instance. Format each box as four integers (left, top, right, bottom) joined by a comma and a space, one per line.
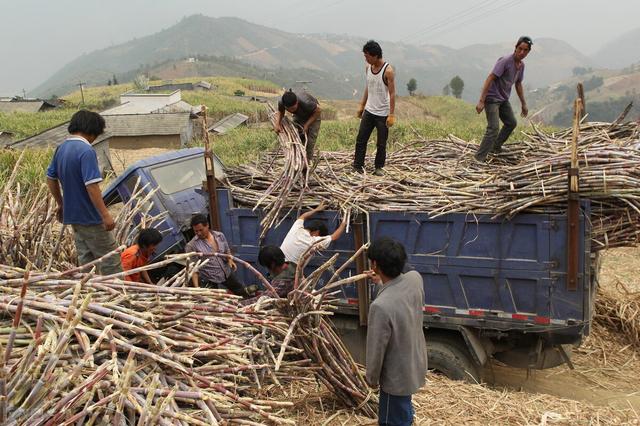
290, 248, 640, 425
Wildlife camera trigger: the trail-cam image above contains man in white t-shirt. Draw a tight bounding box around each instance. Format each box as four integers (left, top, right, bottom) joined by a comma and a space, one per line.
280, 202, 347, 265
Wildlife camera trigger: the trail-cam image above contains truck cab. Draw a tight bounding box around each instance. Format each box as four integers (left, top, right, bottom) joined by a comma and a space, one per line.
104, 148, 599, 382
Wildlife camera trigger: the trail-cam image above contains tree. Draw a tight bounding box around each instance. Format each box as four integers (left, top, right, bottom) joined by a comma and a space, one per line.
407, 78, 417, 96
112, 74, 118, 85
442, 84, 450, 96
450, 76, 464, 99
107, 79, 112, 86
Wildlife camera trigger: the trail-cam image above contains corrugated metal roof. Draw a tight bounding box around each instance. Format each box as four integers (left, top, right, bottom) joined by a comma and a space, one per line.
208, 113, 249, 134
10, 113, 193, 149
0, 101, 45, 113
195, 81, 212, 89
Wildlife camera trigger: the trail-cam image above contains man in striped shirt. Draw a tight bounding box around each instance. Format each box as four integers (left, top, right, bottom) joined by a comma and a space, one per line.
185, 214, 251, 297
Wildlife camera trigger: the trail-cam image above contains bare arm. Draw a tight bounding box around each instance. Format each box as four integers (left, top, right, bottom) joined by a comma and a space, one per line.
386, 66, 396, 116
330, 218, 347, 241
85, 183, 115, 231
476, 74, 496, 113
303, 105, 321, 132
274, 109, 284, 132
191, 271, 200, 287
298, 202, 326, 221
515, 81, 528, 117
358, 67, 369, 118
141, 270, 153, 284
47, 177, 63, 222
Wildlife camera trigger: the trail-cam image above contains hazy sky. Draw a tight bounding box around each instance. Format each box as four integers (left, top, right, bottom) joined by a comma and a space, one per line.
1, 0, 638, 95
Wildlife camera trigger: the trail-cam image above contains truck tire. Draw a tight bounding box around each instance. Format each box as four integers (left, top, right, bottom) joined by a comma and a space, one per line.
426, 333, 481, 383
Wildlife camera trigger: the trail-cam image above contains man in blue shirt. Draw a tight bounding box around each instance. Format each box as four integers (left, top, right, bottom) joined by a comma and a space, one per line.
474, 36, 532, 162
46, 110, 122, 274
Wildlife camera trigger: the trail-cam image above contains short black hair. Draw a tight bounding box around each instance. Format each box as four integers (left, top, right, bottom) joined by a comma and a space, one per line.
67, 110, 106, 137
137, 228, 163, 248
367, 237, 407, 278
282, 90, 297, 108
304, 219, 328, 236
363, 40, 383, 58
258, 245, 286, 270
190, 214, 209, 228
516, 36, 533, 50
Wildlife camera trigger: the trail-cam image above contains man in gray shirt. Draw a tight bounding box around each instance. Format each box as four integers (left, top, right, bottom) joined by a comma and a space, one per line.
365, 237, 427, 426
274, 89, 322, 161
474, 36, 532, 162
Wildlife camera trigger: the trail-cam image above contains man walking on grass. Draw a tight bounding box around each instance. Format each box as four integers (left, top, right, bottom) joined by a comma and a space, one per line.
46, 110, 122, 274
365, 237, 427, 426
474, 36, 533, 162
353, 40, 396, 176
274, 89, 322, 161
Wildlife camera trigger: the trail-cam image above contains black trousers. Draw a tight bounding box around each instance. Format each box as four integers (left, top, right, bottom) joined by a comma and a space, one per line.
353, 110, 389, 170
201, 273, 248, 297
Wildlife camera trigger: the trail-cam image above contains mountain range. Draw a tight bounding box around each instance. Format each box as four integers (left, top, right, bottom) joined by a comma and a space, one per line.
32, 15, 640, 102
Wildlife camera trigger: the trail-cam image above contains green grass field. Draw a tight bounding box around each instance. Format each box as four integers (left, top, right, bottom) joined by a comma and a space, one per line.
0, 76, 547, 188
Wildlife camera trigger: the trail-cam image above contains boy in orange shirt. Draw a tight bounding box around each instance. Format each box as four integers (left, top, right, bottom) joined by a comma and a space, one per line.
121, 228, 163, 283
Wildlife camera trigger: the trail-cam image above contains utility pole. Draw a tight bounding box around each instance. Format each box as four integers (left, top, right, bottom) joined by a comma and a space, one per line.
21, 89, 27, 99
77, 81, 86, 105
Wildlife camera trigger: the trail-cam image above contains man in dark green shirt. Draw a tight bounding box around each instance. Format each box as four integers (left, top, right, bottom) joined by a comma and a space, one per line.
274, 89, 322, 161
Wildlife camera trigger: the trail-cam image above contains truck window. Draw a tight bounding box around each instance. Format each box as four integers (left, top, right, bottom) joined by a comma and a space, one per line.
149, 157, 206, 195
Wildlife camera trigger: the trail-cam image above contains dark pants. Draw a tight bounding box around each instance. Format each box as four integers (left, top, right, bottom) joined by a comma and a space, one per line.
353, 110, 388, 170
72, 224, 122, 275
202, 273, 248, 297
378, 390, 413, 426
475, 100, 517, 161
293, 118, 321, 161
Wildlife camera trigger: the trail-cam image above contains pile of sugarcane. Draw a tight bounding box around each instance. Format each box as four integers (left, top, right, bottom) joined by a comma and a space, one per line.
0, 243, 377, 424
254, 104, 310, 238
595, 281, 640, 349
0, 151, 76, 271
225, 120, 640, 250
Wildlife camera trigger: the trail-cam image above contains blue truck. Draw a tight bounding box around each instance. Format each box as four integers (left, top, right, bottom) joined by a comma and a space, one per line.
104, 148, 597, 381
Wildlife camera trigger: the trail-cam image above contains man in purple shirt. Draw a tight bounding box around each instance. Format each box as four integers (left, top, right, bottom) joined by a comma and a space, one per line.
474, 36, 532, 162
185, 214, 252, 297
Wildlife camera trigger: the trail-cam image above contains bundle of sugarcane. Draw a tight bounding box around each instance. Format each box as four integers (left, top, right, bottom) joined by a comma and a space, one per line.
0, 151, 76, 271
111, 177, 169, 247
225, 120, 640, 250
595, 281, 640, 348
254, 103, 310, 238
0, 248, 377, 424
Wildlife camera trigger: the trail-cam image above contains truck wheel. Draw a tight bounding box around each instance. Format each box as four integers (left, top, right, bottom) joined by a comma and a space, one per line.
426, 334, 481, 383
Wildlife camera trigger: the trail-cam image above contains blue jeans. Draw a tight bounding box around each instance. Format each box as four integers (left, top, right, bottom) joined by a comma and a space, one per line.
378, 390, 414, 426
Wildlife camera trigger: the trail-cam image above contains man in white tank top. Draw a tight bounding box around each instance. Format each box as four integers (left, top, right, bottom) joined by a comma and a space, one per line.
353, 40, 396, 176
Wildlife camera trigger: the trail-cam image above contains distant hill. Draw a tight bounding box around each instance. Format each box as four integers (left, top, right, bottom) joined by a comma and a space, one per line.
527, 65, 640, 126
592, 27, 640, 69
33, 14, 594, 101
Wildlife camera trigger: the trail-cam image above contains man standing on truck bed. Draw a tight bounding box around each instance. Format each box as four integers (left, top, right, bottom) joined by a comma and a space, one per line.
274, 89, 322, 161
353, 40, 396, 176
280, 202, 347, 266
474, 36, 532, 162
185, 214, 253, 297
46, 110, 122, 275
365, 237, 427, 426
